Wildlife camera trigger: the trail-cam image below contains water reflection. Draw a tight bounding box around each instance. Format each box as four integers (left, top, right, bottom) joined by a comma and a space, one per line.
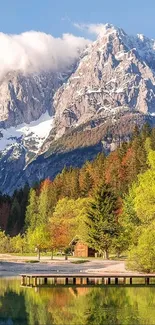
0, 278, 155, 325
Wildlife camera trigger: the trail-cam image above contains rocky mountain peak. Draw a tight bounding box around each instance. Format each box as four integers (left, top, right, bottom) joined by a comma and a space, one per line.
94, 23, 124, 38
1, 24, 155, 194
51, 25, 155, 138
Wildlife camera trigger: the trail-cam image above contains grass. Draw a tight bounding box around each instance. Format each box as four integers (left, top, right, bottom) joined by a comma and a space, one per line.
71, 259, 90, 264
25, 260, 40, 263
10, 252, 54, 257
8, 252, 128, 261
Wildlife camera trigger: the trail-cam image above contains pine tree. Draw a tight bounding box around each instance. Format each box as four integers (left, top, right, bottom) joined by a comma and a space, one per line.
131, 134, 147, 176
20, 183, 30, 231
79, 165, 93, 197
87, 153, 105, 192
150, 127, 155, 150
7, 198, 21, 234
132, 125, 140, 140
86, 185, 119, 259
141, 122, 151, 141
38, 179, 53, 224
105, 151, 122, 193
25, 188, 38, 231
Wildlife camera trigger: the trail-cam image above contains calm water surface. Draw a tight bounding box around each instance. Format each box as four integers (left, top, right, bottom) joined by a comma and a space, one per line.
0, 277, 155, 325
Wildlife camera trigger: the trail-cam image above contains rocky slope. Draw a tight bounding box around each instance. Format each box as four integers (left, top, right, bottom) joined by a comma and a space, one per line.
0, 71, 58, 128
1, 24, 155, 194
52, 24, 155, 139
0, 68, 74, 162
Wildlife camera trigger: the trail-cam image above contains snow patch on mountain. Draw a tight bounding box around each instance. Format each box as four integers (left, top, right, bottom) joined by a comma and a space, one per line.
0, 112, 54, 152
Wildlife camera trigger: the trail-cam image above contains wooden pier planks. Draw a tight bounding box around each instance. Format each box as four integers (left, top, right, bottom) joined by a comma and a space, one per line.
20, 273, 155, 287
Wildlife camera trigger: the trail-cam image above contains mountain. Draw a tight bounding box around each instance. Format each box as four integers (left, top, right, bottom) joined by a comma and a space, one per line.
53, 24, 155, 134
1, 24, 155, 194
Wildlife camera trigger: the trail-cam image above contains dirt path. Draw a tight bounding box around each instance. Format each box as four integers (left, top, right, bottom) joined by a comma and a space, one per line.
0, 254, 132, 277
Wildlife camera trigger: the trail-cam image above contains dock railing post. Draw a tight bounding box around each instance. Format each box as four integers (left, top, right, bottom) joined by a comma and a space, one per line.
115, 277, 118, 285
34, 277, 37, 286
145, 277, 149, 285
21, 276, 24, 286
27, 276, 30, 286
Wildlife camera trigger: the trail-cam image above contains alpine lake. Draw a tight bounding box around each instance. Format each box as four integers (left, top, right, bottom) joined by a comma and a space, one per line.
0, 277, 155, 325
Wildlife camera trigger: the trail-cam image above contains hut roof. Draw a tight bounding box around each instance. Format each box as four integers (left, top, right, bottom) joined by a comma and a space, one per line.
69, 235, 81, 246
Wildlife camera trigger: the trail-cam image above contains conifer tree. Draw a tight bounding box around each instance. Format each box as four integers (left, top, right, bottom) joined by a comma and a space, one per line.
79, 167, 93, 197
20, 183, 29, 231
7, 197, 21, 234
141, 122, 151, 141
150, 127, 155, 150
25, 188, 38, 230
86, 185, 119, 259
38, 179, 52, 224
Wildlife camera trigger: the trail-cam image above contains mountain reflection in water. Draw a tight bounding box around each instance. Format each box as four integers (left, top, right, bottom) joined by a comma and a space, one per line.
0, 278, 155, 325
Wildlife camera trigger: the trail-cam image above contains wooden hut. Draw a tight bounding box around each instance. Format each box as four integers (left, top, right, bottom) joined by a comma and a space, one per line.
70, 236, 96, 258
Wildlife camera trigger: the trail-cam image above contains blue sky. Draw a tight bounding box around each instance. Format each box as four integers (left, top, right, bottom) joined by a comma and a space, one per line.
0, 0, 155, 39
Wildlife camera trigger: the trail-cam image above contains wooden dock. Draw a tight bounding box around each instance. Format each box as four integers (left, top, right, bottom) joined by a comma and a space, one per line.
20, 273, 155, 287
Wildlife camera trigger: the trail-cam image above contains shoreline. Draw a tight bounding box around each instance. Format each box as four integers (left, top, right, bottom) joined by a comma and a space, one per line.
0, 254, 143, 277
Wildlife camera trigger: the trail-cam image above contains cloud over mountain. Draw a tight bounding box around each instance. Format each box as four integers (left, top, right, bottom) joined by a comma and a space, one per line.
74, 23, 120, 37
0, 31, 91, 79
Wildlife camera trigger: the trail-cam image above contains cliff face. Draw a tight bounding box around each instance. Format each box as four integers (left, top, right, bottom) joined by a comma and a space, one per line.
53, 25, 155, 139
0, 71, 62, 128
1, 24, 155, 194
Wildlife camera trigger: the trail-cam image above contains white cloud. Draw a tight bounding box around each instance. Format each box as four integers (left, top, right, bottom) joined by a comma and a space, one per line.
0, 31, 91, 79
74, 23, 115, 37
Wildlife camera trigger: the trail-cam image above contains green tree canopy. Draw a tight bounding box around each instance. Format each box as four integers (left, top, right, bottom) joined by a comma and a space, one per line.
131, 150, 155, 224
127, 224, 155, 273
85, 185, 119, 259
49, 197, 90, 252
25, 188, 38, 231
27, 225, 50, 260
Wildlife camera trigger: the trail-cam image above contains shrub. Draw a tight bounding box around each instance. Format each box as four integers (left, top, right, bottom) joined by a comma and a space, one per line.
127, 225, 155, 273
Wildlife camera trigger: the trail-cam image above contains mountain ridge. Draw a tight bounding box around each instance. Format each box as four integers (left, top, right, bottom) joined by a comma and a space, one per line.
1, 24, 155, 193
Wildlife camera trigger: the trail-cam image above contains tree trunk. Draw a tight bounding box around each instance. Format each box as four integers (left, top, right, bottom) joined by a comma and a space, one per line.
51, 249, 54, 260
38, 248, 40, 261
65, 255, 68, 260
104, 250, 109, 260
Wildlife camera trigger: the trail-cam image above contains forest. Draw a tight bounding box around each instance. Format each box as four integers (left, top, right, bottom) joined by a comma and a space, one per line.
0, 123, 155, 272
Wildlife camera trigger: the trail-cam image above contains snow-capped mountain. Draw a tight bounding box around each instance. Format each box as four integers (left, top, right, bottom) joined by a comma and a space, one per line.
0, 68, 75, 163
0, 71, 56, 128
1, 24, 155, 194
52, 24, 155, 137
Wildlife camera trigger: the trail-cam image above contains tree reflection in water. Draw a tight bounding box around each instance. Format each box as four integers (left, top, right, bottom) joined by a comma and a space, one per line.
0, 278, 155, 325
